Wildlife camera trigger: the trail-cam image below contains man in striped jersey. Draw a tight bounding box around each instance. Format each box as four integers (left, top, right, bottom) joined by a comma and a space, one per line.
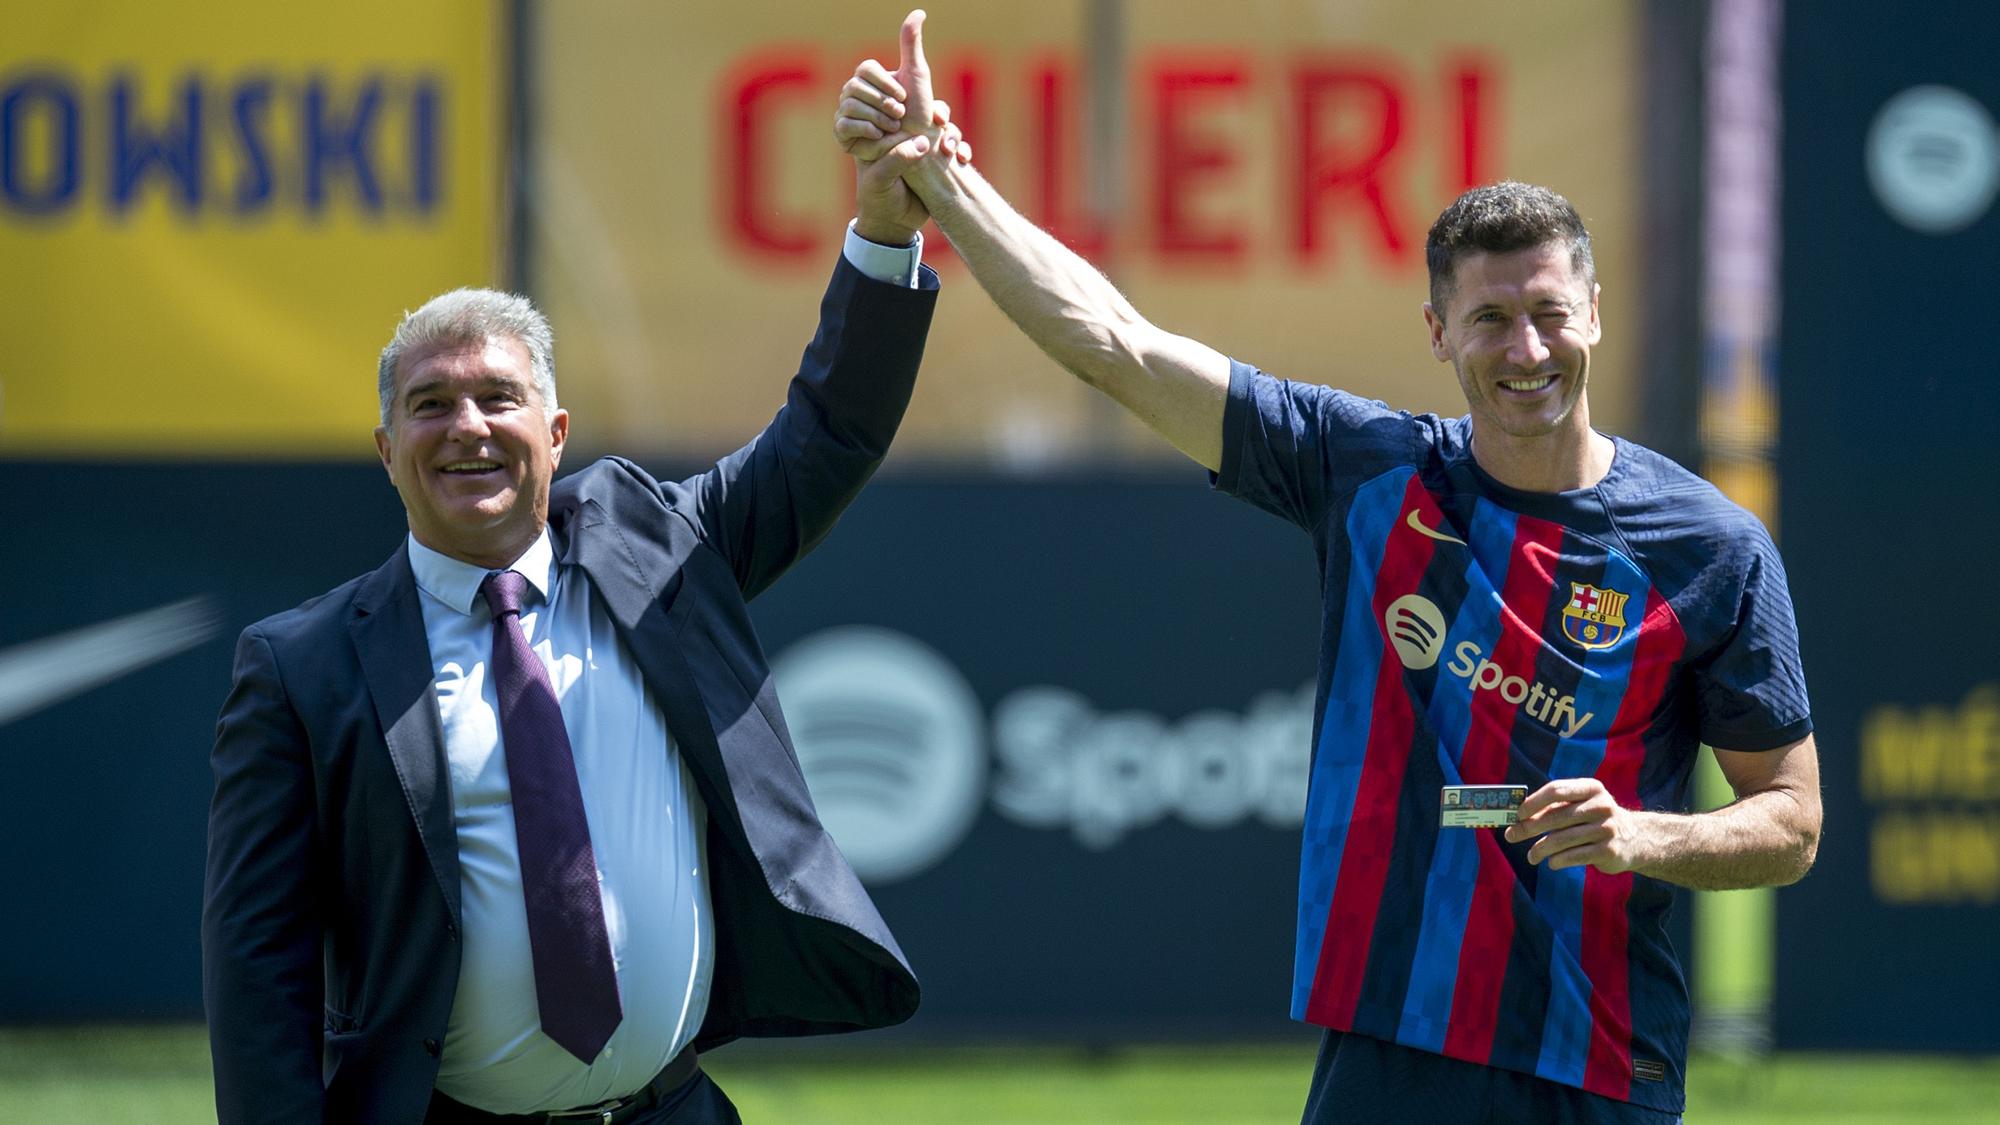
836, 13, 1820, 1123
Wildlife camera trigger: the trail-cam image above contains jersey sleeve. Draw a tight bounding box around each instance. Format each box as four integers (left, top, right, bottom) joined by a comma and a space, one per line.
1694, 533, 1814, 751
1211, 360, 1423, 533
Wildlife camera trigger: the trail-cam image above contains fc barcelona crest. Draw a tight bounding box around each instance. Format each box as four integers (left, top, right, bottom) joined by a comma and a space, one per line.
1561, 582, 1630, 650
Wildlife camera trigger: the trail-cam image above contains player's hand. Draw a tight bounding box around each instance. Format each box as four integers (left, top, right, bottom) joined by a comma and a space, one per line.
835, 57, 908, 160
837, 18, 969, 247
836, 71, 971, 166
1503, 777, 1656, 874
834, 15, 971, 166
845, 96, 967, 245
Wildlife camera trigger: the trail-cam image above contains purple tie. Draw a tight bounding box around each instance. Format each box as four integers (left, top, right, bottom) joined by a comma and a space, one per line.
481, 569, 622, 1063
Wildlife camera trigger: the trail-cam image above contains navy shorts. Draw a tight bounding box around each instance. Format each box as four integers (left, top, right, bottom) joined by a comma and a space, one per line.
1301, 1030, 1683, 1125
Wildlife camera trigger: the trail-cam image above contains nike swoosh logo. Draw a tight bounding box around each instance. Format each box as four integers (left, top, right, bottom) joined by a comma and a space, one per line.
1406, 509, 1468, 546
0, 597, 221, 728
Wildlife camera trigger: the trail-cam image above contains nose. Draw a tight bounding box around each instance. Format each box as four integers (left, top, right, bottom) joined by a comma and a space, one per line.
1506, 317, 1551, 367
444, 396, 491, 441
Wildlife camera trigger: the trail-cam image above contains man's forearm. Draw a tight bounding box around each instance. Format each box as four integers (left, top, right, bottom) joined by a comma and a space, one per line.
910, 158, 1150, 387
902, 154, 1228, 468
1627, 790, 1820, 890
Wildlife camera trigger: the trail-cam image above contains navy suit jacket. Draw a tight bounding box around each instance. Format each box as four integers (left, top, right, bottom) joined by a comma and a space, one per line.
202, 258, 939, 1125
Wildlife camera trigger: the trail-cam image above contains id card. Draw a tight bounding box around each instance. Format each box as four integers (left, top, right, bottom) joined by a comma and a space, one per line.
1440, 784, 1526, 828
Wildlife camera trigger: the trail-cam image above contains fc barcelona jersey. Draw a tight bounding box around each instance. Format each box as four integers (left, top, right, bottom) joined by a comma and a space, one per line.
1214, 364, 1812, 1113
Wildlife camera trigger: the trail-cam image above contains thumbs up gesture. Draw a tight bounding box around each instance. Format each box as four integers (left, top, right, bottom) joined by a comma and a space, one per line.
835, 10, 971, 242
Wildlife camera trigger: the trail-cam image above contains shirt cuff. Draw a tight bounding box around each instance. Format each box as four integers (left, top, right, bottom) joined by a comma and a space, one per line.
843, 220, 925, 289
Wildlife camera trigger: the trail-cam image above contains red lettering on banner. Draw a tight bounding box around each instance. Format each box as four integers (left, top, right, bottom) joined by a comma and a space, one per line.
1029, 57, 1107, 260
935, 55, 988, 172
719, 47, 1503, 273
1149, 58, 1247, 263
922, 54, 990, 270
723, 53, 819, 259
1291, 60, 1411, 266
1448, 55, 1498, 192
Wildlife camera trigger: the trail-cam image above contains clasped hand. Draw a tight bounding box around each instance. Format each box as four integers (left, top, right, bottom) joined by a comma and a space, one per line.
833, 10, 971, 245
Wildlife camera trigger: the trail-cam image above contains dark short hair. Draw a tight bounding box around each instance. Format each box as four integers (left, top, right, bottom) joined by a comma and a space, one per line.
1425, 182, 1594, 317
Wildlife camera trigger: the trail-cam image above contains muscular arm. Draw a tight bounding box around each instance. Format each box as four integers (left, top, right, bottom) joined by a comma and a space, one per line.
840, 12, 1230, 470
1507, 734, 1823, 890
912, 160, 1231, 470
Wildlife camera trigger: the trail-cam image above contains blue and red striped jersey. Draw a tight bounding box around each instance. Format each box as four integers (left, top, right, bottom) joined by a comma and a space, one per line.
1214, 364, 1812, 1113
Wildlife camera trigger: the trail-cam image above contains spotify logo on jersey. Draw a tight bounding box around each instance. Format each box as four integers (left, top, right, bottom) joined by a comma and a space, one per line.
1385, 594, 1448, 670
772, 627, 987, 884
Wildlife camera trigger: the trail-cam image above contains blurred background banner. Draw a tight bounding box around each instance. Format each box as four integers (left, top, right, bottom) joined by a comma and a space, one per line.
1774, 0, 2000, 1051
529, 0, 1640, 464
0, 0, 504, 457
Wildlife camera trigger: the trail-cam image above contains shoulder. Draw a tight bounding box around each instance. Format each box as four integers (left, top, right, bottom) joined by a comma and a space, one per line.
551, 455, 662, 506
551, 456, 694, 524
1601, 438, 1787, 643
549, 455, 709, 560
232, 568, 376, 696
1608, 439, 1776, 558
1229, 360, 1450, 458
245, 570, 370, 648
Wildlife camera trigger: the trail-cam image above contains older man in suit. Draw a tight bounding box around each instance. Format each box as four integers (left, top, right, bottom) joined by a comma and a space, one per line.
201, 122, 966, 1123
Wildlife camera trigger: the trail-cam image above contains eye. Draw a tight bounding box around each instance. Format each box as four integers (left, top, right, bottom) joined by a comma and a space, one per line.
1473, 310, 1504, 324
411, 398, 444, 415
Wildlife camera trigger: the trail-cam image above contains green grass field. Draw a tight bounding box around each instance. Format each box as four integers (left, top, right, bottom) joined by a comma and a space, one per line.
3, 1026, 1998, 1123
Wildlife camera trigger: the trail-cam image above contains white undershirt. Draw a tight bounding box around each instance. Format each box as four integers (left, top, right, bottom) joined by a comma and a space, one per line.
414, 530, 710, 1112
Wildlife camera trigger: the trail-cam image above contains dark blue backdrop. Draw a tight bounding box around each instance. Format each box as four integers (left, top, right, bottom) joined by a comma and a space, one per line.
1775, 1, 2000, 1050
0, 460, 1325, 1036
0, 455, 1706, 1040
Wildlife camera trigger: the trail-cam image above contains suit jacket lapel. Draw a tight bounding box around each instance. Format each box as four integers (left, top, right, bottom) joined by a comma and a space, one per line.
348, 543, 462, 930
558, 500, 742, 839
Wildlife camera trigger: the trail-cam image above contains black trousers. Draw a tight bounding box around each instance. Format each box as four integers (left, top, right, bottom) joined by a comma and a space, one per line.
427, 1061, 740, 1125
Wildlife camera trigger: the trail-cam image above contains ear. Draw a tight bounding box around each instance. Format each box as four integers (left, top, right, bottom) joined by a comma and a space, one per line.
374, 425, 395, 476
1422, 302, 1451, 362
548, 408, 570, 469
1585, 282, 1603, 345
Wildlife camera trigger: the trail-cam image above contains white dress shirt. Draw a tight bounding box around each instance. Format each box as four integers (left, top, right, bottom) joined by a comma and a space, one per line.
419, 230, 922, 1111
414, 530, 710, 1112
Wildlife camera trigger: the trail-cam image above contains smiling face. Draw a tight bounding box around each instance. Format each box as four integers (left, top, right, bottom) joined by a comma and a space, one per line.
373, 335, 569, 569
1424, 242, 1601, 446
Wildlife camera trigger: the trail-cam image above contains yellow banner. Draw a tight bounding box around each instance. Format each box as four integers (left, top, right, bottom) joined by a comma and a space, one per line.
532, 0, 1638, 463
0, 1, 503, 457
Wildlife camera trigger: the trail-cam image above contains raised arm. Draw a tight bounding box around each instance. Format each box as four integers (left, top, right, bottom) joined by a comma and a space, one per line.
837, 10, 1231, 471
670, 115, 950, 599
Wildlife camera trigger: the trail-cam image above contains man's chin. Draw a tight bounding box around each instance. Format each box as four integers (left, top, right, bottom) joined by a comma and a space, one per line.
431, 488, 518, 523
1490, 396, 1581, 437
413, 499, 518, 539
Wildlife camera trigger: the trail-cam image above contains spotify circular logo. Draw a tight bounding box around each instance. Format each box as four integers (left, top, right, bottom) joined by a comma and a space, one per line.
771, 627, 986, 884
1384, 594, 1448, 670
1867, 85, 1999, 234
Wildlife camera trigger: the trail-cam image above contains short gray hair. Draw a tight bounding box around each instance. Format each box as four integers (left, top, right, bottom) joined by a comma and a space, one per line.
377, 288, 557, 427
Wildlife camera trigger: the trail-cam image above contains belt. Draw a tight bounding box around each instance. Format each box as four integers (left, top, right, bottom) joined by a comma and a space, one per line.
428, 1044, 701, 1125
